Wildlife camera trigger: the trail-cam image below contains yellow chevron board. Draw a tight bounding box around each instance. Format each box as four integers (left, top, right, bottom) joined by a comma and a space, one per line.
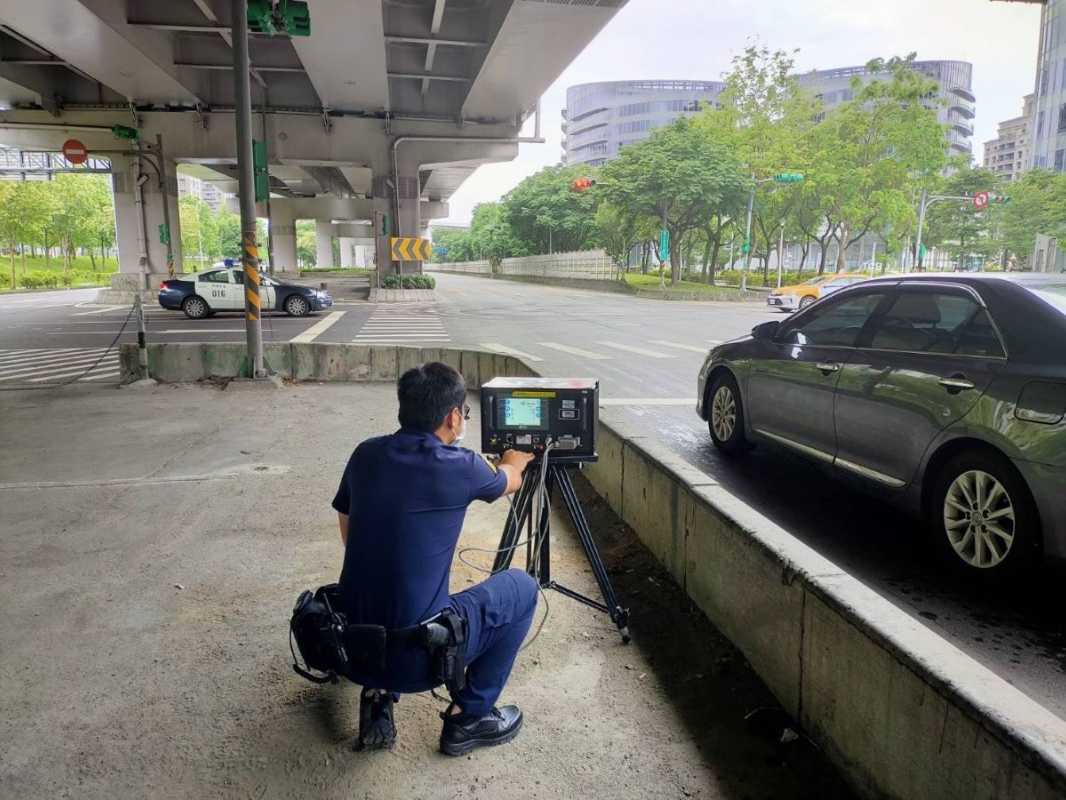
389, 237, 432, 261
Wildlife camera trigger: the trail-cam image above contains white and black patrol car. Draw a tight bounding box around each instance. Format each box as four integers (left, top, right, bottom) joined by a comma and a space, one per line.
159, 266, 333, 318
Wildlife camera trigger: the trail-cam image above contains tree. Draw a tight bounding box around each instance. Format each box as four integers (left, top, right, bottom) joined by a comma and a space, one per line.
295, 219, 316, 266
0, 182, 50, 286
594, 203, 656, 270
999, 170, 1066, 264
923, 166, 1002, 268
501, 165, 601, 254
599, 117, 749, 284
430, 227, 474, 263
467, 202, 527, 266
812, 56, 947, 272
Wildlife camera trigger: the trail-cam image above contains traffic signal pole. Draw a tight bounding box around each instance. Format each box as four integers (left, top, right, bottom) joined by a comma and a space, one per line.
741, 179, 755, 292
232, 0, 265, 378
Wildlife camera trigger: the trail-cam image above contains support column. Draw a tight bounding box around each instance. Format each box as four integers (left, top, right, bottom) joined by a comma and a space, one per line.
315, 219, 334, 268
270, 203, 297, 274
339, 237, 354, 267
109, 153, 183, 291
394, 149, 422, 275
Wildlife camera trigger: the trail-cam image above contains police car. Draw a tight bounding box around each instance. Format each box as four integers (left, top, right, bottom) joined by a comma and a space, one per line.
158, 265, 333, 318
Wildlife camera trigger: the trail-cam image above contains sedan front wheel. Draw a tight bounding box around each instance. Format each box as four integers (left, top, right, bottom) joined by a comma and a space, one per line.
284, 295, 311, 316
707, 373, 748, 456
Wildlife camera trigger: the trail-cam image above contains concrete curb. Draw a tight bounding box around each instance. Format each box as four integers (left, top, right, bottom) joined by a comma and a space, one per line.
119, 341, 1066, 799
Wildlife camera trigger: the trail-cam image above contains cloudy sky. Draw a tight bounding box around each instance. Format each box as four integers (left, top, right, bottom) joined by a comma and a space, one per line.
439, 0, 1043, 225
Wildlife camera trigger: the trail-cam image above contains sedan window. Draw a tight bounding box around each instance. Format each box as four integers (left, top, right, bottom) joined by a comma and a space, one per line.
867, 291, 1005, 357
200, 270, 230, 284
779, 292, 887, 347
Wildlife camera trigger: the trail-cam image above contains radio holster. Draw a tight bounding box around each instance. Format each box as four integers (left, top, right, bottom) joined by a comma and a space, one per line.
421, 608, 468, 695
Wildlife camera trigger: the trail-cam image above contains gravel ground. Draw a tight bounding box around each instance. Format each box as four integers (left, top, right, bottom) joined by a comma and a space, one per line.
0, 381, 852, 799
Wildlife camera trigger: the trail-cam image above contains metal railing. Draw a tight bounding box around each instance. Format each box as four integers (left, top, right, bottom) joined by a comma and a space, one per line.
428, 250, 620, 280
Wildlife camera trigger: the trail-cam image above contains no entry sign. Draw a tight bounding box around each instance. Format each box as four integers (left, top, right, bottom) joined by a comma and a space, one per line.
62, 138, 88, 165
973, 191, 990, 210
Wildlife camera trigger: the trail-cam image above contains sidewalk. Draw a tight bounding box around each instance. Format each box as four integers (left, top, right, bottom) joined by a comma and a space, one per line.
0, 382, 851, 799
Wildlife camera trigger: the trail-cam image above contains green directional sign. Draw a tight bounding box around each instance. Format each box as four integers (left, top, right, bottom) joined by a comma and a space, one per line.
741, 240, 751, 255
658, 229, 670, 262
774, 172, 804, 183
158, 223, 171, 245
253, 140, 269, 203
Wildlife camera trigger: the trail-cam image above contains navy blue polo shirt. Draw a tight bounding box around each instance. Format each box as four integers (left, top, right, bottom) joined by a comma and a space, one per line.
331, 428, 508, 630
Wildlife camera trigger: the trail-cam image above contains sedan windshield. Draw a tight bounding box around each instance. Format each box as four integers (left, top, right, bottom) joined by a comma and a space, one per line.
1027, 283, 1066, 316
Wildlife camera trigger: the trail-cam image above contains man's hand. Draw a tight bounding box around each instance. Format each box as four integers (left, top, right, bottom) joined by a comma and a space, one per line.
498, 449, 535, 495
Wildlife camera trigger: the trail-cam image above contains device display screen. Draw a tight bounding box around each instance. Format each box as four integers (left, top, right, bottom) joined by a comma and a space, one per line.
501, 397, 546, 429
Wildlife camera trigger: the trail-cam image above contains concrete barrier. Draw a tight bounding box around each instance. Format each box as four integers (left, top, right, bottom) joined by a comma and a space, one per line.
119, 341, 1066, 799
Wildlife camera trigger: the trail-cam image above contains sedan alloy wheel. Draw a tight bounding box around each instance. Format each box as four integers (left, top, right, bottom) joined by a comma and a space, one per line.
942, 469, 1015, 569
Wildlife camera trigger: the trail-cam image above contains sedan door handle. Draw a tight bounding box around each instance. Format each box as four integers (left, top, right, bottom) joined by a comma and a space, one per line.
939, 376, 975, 393
816, 362, 841, 375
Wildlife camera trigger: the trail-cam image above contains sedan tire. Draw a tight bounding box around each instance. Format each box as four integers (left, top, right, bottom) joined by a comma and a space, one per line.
182, 295, 210, 320
707, 372, 748, 456
284, 295, 311, 317
798, 295, 815, 309
927, 449, 1041, 578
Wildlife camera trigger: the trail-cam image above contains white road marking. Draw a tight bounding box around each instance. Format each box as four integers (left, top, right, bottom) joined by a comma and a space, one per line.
156, 328, 247, 333
596, 341, 676, 359
537, 342, 612, 360
0, 349, 119, 383
0, 355, 114, 375
82, 370, 121, 381
289, 311, 346, 343
650, 340, 711, 354
0, 348, 95, 365
27, 360, 120, 382
71, 305, 129, 316
599, 398, 694, 406
480, 343, 544, 362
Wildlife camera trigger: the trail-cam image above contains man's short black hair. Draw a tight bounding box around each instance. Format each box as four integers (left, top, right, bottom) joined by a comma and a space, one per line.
397, 362, 466, 432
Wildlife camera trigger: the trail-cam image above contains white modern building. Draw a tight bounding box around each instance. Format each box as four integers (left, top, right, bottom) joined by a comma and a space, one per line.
1027, 0, 1066, 170
562, 60, 976, 168
984, 95, 1034, 181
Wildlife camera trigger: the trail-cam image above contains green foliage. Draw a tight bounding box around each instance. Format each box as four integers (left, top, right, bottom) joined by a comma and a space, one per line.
469, 202, 528, 266
381, 273, 435, 289
999, 170, 1066, 262
595, 203, 657, 268
924, 166, 1003, 264
501, 164, 601, 254
430, 227, 474, 262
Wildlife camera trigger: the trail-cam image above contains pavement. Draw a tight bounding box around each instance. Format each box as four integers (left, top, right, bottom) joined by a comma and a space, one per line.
0, 381, 852, 799
4, 272, 1066, 723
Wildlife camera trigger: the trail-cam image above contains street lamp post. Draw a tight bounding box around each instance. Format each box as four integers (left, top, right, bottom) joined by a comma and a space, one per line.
777, 221, 786, 289
741, 172, 804, 292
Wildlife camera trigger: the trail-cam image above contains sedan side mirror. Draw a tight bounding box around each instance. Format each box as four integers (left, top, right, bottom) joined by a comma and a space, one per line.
752, 320, 781, 341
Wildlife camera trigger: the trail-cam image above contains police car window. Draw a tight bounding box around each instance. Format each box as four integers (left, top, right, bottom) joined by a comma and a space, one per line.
232, 270, 244, 285
201, 270, 230, 283
868, 292, 1005, 357
780, 292, 886, 347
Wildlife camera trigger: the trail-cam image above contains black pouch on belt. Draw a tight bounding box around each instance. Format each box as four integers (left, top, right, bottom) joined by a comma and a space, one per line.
421, 608, 468, 695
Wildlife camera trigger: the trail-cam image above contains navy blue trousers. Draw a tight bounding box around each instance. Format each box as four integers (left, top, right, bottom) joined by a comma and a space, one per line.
355, 569, 538, 716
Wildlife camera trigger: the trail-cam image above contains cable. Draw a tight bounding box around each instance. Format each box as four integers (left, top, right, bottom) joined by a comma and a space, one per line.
0, 302, 136, 392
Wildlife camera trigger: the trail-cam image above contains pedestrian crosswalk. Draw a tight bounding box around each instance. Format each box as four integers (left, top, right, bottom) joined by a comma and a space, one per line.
353, 304, 450, 344
0, 348, 122, 384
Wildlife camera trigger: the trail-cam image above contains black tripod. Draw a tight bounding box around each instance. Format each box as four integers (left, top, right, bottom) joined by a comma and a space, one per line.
492, 459, 630, 643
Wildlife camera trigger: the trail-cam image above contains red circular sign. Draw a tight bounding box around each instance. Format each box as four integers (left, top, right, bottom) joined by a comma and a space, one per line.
62, 138, 88, 165
973, 191, 990, 210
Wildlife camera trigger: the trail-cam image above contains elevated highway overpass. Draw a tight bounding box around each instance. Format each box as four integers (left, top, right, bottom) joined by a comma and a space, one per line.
0, 0, 627, 284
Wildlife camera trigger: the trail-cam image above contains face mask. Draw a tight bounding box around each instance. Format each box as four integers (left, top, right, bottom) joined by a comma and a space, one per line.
452, 415, 466, 445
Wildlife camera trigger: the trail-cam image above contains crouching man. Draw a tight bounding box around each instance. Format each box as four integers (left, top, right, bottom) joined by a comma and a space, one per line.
332, 362, 537, 755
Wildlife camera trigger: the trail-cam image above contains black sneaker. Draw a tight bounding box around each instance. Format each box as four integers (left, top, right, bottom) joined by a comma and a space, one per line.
355, 688, 396, 751
439, 704, 523, 756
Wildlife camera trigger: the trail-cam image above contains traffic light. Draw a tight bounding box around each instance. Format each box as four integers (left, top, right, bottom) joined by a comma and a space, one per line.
774, 172, 804, 183
247, 0, 276, 34
570, 177, 596, 192
248, 1, 310, 37
280, 1, 311, 36
992, 193, 1011, 204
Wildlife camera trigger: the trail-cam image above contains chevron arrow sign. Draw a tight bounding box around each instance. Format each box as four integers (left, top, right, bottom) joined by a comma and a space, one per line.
390, 237, 432, 261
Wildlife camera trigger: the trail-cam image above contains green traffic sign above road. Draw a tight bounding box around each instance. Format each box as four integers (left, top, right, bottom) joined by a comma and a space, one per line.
774, 173, 804, 183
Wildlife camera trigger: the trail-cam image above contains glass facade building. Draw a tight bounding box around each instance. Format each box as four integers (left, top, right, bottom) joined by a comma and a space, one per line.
562, 60, 976, 168
1028, 0, 1066, 171
561, 80, 726, 167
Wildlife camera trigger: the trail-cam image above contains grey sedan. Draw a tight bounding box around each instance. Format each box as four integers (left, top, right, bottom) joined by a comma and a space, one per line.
697, 273, 1066, 577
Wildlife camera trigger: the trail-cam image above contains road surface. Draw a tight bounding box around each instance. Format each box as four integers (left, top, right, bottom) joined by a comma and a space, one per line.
3, 273, 1064, 720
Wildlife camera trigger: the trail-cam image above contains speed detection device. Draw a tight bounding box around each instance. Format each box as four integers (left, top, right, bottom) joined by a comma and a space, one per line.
480, 377, 598, 462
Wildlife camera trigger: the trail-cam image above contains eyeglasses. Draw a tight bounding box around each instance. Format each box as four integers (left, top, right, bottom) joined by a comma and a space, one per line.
459, 404, 471, 421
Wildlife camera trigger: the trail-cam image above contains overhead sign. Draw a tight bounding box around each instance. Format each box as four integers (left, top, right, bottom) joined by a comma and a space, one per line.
973, 191, 990, 210
390, 237, 433, 261
62, 139, 88, 165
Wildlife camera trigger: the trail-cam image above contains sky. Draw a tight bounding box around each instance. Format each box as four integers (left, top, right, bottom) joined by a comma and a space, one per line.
438, 0, 1043, 226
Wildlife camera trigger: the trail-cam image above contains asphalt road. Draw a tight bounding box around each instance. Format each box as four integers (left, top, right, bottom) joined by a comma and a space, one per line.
4, 273, 1066, 721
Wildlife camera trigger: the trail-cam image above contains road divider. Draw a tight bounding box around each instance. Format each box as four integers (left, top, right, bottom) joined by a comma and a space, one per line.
118, 341, 1066, 799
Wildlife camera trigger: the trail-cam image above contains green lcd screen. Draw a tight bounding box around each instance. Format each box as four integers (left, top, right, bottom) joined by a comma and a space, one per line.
501, 397, 546, 429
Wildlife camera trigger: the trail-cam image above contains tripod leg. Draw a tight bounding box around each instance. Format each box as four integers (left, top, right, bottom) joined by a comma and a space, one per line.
553, 465, 630, 642
492, 469, 537, 573
534, 466, 553, 586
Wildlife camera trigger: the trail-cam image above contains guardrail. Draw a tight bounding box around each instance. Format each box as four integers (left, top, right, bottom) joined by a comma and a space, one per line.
120, 341, 1066, 800
429, 250, 620, 281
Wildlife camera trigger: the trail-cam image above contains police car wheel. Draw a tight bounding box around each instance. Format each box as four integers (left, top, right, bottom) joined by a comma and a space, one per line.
182, 295, 209, 319
285, 295, 310, 316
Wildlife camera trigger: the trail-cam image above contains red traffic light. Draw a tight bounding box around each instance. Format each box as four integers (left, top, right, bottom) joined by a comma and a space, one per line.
570, 177, 596, 192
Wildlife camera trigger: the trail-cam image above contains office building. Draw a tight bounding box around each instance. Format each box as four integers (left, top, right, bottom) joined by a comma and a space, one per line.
984, 95, 1034, 181
1027, 0, 1066, 170
562, 60, 976, 168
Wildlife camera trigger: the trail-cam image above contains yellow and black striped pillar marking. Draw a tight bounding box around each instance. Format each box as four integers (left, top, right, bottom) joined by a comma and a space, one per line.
242, 233, 261, 321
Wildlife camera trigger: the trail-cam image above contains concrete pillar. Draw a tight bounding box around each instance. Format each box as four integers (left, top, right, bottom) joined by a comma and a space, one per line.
315, 219, 333, 268
394, 150, 422, 275
270, 203, 297, 273
339, 237, 354, 267
109, 153, 183, 290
